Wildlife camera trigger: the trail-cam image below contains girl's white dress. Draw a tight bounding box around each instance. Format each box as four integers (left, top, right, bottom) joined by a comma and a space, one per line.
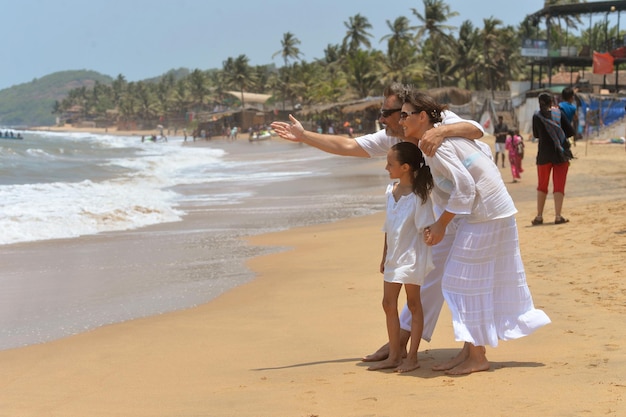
382, 183, 435, 286
425, 138, 551, 347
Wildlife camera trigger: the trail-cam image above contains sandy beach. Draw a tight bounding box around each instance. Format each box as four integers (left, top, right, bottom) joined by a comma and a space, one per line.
0, 129, 625, 416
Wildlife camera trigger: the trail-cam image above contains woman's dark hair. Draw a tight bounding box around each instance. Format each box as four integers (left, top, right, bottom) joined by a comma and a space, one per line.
538, 92, 553, 110
390, 141, 433, 204
399, 87, 447, 124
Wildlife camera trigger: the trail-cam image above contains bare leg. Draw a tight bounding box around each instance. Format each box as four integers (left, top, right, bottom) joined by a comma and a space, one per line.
554, 191, 564, 219
361, 329, 409, 362
368, 282, 403, 371
432, 342, 470, 371
445, 344, 490, 375
396, 285, 422, 373
536, 190, 547, 219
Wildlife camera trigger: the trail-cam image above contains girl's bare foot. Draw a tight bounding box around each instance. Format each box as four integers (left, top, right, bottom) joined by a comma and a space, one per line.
367, 357, 402, 371
395, 357, 420, 373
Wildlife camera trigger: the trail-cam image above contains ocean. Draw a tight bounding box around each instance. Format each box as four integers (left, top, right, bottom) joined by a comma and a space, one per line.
0, 130, 388, 350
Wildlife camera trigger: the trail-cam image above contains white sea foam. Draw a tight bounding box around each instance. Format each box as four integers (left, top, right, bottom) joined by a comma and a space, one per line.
0, 131, 321, 245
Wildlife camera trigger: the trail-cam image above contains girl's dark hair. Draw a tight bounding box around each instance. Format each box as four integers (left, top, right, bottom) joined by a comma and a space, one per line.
399, 87, 447, 124
391, 142, 433, 204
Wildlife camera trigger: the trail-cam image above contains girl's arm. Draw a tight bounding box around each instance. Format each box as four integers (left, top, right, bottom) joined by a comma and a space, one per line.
380, 234, 388, 274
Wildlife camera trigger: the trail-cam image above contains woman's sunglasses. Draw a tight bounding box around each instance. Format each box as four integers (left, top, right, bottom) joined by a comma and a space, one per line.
400, 111, 421, 120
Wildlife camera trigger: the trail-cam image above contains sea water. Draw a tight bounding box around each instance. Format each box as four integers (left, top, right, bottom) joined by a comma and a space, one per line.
0, 130, 387, 349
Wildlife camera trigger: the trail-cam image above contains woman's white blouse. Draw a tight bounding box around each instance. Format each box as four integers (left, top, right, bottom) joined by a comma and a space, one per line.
425, 139, 517, 222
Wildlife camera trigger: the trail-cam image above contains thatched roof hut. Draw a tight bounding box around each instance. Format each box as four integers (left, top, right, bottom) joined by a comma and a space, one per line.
426, 87, 472, 105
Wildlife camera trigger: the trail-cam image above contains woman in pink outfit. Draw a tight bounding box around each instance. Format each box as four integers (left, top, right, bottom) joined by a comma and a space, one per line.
505, 129, 524, 183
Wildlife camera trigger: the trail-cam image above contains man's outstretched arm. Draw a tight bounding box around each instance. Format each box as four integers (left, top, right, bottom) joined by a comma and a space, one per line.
271, 115, 369, 158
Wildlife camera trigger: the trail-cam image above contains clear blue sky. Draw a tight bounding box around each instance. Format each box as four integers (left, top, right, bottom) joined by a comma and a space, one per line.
3, 0, 616, 90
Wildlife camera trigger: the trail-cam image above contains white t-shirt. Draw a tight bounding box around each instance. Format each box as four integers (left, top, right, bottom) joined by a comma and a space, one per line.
355, 110, 484, 157
382, 183, 436, 285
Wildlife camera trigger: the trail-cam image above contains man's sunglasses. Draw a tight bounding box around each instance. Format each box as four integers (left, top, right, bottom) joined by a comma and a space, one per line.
379, 108, 402, 118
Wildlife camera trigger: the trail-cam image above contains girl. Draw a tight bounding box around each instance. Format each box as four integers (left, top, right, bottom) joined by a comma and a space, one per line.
368, 141, 435, 373
505, 129, 524, 183
400, 89, 551, 375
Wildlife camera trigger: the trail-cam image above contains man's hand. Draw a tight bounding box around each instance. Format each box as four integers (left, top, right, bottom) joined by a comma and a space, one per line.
419, 125, 446, 157
270, 114, 306, 142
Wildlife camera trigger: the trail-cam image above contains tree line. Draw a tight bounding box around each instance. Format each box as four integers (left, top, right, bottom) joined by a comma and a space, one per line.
52, 0, 621, 128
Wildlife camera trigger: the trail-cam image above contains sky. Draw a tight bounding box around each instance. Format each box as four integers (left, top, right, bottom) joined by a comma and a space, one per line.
2, 0, 618, 91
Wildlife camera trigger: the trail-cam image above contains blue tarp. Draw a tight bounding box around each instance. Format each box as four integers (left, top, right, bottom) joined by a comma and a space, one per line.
577, 95, 626, 134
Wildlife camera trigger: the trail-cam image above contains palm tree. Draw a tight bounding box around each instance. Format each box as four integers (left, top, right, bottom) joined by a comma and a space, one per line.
344, 49, 383, 98
480, 17, 504, 94
111, 74, 127, 109
118, 82, 138, 122
273, 32, 302, 110
188, 69, 209, 108
272, 32, 302, 66
342, 14, 373, 54
171, 78, 191, 120
380, 16, 416, 54
412, 0, 459, 88
222, 54, 256, 108
379, 17, 420, 85
544, 0, 583, 41
155, 72, 175, 119
449, 20, 480, 89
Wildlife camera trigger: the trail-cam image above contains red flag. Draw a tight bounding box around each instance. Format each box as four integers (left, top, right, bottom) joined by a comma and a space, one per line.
593, 51, 614, 74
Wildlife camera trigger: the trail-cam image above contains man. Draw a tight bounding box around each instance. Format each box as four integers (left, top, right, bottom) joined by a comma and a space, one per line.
559, 87, 578, 143
271, 83, 484, 362
494, 115, 508, 168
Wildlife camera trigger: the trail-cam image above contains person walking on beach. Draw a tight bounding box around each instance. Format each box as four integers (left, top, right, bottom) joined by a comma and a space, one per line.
271, 83, 484, 362
505, 129, 524, 183
494, 115, 508, 168
369, 142, 435, 373
401, 89, 551, 375
531, 92, 575, 226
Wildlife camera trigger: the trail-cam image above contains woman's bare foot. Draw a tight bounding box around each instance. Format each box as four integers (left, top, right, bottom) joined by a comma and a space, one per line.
432, 344, 469, 371
445, 357, 490, 375
445, 344, 490, 375
367, 357, 402, 371
395, 357, 420, 373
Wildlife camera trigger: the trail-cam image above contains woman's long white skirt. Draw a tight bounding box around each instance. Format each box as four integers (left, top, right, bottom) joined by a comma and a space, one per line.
442, 215, 551, 347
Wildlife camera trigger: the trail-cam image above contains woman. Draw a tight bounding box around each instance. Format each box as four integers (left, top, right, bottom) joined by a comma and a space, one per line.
531, 92, 575, 225
399, 88, 551, 375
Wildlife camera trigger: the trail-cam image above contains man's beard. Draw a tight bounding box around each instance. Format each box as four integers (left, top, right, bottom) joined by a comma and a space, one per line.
385, 124, 404, 139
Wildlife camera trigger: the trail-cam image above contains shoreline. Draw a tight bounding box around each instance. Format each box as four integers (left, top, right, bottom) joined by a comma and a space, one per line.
0, 129, 624, 415
0, 129, 388, 350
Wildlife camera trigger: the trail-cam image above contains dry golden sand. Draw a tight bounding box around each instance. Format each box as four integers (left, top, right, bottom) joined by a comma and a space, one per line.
0, 133, 625, 416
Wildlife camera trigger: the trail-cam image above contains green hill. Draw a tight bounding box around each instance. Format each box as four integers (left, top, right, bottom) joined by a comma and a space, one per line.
0, 70, 114, 127
0, 68, 193, 127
